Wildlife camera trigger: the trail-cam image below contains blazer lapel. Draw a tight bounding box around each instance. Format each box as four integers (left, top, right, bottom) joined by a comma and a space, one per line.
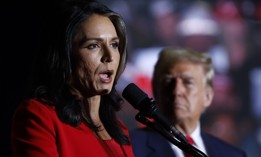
201, 132, 217, 157
147, 131, 176, 157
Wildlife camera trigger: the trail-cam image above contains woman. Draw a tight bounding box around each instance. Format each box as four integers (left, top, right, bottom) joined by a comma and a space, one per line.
11, 0, 134, 156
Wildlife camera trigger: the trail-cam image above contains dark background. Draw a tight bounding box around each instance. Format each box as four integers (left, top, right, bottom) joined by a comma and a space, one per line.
0, 1, 59, 156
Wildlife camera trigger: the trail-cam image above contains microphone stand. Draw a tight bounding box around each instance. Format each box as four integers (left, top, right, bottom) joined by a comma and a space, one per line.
135, 112, 208, 157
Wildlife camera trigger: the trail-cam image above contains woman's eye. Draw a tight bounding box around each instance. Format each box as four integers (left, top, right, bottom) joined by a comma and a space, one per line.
111, 42, 119, 49
87, 44, 99, 49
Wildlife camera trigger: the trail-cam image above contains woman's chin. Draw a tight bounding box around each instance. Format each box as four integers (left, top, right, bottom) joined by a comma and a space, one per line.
100, 89, 111, 95
93, 83, 113, 95
96, 87, 112, 95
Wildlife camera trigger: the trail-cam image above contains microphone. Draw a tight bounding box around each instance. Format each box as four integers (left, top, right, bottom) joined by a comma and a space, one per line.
122, 83, 188, 144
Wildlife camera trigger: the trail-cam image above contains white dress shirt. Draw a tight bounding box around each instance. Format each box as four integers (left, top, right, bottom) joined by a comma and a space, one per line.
169, 123, 208, 157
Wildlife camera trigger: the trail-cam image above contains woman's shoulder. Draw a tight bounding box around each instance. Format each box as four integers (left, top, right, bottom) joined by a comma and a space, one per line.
14, 98, 57, 119
19, 98, 55, 110
12, 98, 67, 135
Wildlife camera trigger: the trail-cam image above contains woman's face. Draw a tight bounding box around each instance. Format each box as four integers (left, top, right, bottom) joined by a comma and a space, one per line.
73, 14, 120, 96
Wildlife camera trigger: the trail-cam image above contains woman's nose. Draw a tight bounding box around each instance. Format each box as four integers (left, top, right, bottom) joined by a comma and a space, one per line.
101, 47, 113, 63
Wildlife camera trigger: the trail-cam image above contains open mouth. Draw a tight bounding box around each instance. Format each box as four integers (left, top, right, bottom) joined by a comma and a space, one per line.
99, 70, 113, 83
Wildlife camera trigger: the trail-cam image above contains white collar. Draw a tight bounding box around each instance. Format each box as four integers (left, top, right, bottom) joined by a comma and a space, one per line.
169, 123, 208, 157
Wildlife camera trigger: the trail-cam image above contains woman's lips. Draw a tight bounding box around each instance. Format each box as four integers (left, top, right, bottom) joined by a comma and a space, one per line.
99, 70, 113, 83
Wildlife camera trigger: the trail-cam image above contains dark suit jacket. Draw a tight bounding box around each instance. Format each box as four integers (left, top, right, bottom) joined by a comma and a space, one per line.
130, 127, 247, 157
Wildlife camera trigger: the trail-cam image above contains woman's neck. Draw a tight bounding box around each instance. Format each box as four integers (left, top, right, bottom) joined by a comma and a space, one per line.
87, 95, 100, 121
87, 95, 112, 140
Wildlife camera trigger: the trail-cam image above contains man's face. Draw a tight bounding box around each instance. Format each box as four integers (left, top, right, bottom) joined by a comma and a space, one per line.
159, 61, 212, 127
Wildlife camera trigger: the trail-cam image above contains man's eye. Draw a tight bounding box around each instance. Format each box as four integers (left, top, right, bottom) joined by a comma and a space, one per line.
162, 78, 175, 95
163, 79, 172, 86
184, 80, 194, 87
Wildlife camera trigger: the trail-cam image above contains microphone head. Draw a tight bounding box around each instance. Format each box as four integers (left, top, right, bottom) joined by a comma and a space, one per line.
122, 83, 148, 109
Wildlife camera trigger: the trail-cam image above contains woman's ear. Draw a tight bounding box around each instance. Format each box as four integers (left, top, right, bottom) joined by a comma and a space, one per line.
204, 86, 214, 108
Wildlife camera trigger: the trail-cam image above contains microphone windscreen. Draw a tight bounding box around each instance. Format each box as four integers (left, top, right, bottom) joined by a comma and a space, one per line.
122, 83, 148, 109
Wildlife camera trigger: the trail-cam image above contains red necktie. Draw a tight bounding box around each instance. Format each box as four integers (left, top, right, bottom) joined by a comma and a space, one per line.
184, 135, 195, 157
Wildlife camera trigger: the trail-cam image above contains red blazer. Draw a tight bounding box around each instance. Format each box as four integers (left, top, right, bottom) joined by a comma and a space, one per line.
11, 99, 135, 157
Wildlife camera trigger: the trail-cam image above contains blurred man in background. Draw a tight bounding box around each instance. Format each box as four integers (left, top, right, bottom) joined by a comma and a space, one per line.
130, 48, 246, 157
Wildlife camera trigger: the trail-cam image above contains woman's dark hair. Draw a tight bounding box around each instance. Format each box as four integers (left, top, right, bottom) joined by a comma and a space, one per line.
32, 0, 129, 144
